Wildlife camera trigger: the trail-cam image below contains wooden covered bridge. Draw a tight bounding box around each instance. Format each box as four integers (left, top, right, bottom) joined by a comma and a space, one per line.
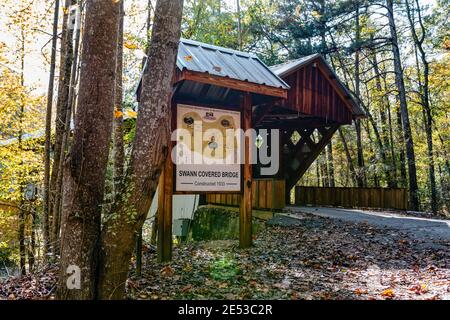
137, 39, 365, 261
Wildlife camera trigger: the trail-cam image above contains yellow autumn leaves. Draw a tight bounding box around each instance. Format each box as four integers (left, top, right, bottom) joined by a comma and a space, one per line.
114, 107, 137, 119
124, 41, 139, 50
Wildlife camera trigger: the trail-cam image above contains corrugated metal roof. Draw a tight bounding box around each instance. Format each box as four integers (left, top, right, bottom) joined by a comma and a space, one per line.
270, 54, 366, 117
177, 38, 290, 89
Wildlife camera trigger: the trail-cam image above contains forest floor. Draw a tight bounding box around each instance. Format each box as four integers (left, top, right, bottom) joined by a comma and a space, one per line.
1, 211, 449, 300
125, 212, 449, 300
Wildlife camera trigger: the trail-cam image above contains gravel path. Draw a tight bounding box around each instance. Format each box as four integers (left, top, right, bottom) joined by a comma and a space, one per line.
288, 206, 450, 249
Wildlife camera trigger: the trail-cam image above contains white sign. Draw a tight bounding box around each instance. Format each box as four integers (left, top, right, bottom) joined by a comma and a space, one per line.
174, 104, 241, 192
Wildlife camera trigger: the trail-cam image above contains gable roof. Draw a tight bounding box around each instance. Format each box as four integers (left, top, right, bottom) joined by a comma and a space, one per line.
136, 38, 290, 102
176, 38, 290, 90
269, 54, 321, 78
270, 54, 365, 117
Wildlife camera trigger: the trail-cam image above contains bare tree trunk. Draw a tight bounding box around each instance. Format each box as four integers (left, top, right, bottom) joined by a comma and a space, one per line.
57, 0, 121, 300
371, 50, 396, 187
395, 102, 407, 187
237, 0, 242, 50
386, 0, 419, 210
354, 4, 366, 187
326, 142, 335, 187
28, 208, 36, 272
52, 4, 82, 255
18, 24, 27, 276
405, 0, 437, 213
338, 128, 357, 186
113, 1, 125, 198
50, 0, 76, 251
18, 206, 26, 275
43, 0, 60, 258
97, 0, 184, 300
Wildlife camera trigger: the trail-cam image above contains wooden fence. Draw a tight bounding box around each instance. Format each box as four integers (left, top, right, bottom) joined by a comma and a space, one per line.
206, 179, 286, 210
294, 186, 409, 210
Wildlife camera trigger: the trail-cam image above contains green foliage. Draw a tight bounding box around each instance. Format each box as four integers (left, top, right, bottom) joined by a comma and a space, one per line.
209, 256, 241, 281
0, 241, 12, 263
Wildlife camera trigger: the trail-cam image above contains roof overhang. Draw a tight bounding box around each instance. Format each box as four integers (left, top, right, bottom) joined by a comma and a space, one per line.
137, 38, 290, 103
178, 69, 288, 99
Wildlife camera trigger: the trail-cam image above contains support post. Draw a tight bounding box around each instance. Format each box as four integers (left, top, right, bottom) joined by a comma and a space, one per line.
240, 92, 252, 248
135, 227, 142, 276
157, 150, 173, 262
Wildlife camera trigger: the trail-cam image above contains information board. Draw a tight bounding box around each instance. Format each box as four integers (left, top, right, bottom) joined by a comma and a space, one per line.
175, 104, 241, 192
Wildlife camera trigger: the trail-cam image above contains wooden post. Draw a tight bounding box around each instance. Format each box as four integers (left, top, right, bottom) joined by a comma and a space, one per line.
157, 155, 173, 262
240, 92, 252, 248
157, 99, 176, 262
135, 227, 142, 276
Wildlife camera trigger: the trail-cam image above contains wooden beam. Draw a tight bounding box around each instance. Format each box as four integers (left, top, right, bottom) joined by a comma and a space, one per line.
174, 94, 241, 110
286, 124, 339, 190
240, 92, 253, 248
314, 61, 355, 115
256, 119, 339, 129
253, 102, 275, 127
182, 70, 288, 99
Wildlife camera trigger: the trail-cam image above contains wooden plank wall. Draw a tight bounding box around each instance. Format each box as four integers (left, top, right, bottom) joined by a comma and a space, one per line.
282, 64, 353, 125
294, 186, 409, 210
206, 179, 286, 210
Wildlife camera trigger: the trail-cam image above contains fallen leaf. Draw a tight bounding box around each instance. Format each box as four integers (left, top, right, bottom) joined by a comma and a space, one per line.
160, 266, 174, 277
381, 288, 395, 298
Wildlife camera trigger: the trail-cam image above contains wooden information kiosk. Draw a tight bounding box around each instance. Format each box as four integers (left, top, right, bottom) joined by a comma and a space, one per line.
136, 39, 365, 262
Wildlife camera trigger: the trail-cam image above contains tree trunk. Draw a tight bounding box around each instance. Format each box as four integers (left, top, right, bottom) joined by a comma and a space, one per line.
43, 0, 60, 258
50, 0, 76, 251
113, 1, 125, 196
97, 0, 184, 300
28, 208, 36, 272
338, 128, 357, 186
57, 0, 121, 300
326, 142, 335, 187
354, 4, 366, 187
371, 50, 396, 187
386, 0, 419, 210
52, 3, 82, 255
405, 0, 437, 213
18, 24, 27, 276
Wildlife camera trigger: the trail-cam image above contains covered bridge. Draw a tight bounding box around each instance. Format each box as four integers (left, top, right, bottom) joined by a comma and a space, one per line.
136, 38, 364, 259
137, 39, 364, 190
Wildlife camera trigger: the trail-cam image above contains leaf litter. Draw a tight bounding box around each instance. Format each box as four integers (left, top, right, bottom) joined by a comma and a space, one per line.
1, 213, 449, 300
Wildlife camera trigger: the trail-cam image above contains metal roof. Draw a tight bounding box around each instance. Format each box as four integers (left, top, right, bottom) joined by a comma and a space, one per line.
269, 54, 321, 78
176, 38, 290, 89
270, 54, 366, 117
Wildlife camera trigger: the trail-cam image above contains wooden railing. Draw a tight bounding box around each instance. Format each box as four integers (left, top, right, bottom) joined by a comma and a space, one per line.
206, 179, 286, 210
294, 186, 409, 210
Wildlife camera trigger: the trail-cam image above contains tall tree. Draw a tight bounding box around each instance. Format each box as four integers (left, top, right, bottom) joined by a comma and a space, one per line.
354, 3, 366, 187
42, 0, 60, 258
50, 0, 77, 250
386, 0, 419, 210
57, 0, 121, 299
52, 2, 82, 254
113, 0, 125, 196
97, 0, 184, 300
405, 0, 437, 213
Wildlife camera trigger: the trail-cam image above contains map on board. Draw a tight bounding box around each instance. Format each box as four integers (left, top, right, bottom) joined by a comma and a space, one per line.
175, 104, 241, 192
